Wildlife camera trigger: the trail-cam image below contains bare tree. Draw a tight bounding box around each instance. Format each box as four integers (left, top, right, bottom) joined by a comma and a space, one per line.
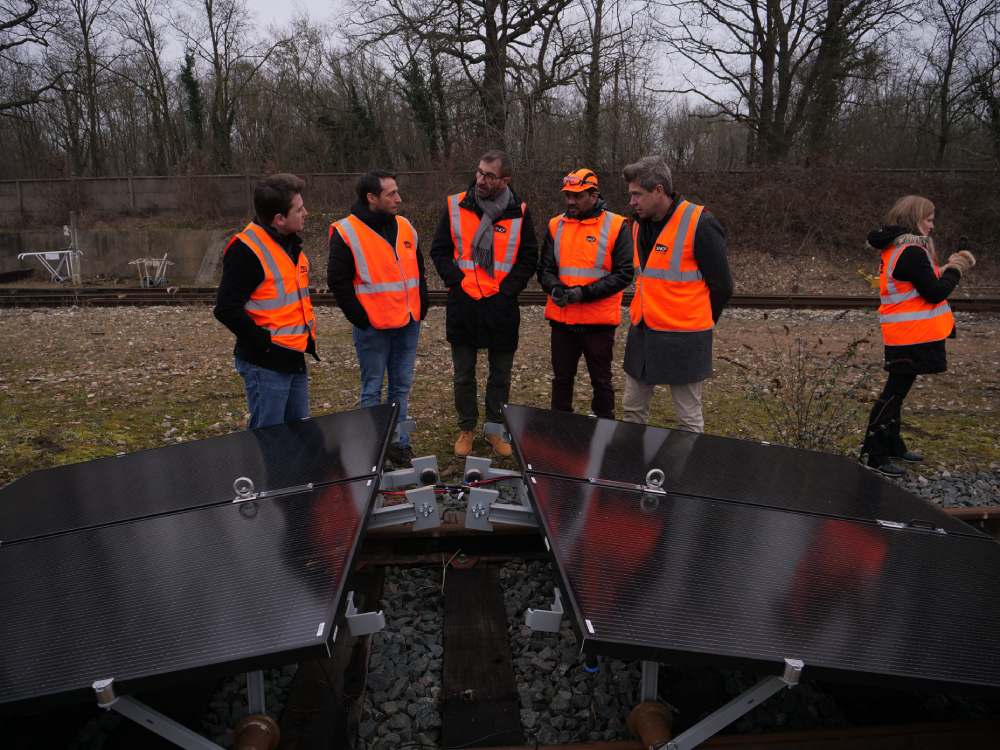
175, 0, 291, 170
657, 0, 914, 164
970, 13, 1000, 164
925, 0, 999, 164
350, 0, 577, 148
112, 0, 178, 173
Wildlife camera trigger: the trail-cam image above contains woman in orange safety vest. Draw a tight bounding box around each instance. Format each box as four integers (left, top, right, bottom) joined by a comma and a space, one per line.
860, 195, 975, 476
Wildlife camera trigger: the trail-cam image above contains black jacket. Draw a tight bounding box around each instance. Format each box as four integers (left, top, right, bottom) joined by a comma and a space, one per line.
213, 220, 317, 374
327, 200, 429, 330
867, 225, 960, 374
430, 185, 539, 350
537, 199, 635, 327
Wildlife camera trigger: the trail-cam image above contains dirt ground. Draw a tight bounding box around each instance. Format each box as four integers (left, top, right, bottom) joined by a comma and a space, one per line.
0, 303, 996, 488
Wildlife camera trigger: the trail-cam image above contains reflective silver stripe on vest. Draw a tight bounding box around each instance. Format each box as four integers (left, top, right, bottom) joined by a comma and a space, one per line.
457, 260, 475, 270
638, 202, 703, 282
449, 194, 464, 261
879, 302, 952, 324
356, 278, 420, 295
880, 289, 921, 305
555, 212, 613, 280
242, 227, 311, 311
266, 323, 312, 336
498, 217, 522, 271
593, 212, 613, 270
336, 219, 373, 283
553, 219, 565, 265
885, 243, 935, 300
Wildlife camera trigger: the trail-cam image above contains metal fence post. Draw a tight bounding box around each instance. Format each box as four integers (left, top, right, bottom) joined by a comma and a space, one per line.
16, 180, 24, 225
128, 176, 136, 212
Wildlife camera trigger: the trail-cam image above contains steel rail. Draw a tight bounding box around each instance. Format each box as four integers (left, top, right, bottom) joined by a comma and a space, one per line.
1, 287, 999, 312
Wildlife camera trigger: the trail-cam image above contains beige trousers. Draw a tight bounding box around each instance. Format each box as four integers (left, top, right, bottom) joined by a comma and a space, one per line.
622, 373, 704, 432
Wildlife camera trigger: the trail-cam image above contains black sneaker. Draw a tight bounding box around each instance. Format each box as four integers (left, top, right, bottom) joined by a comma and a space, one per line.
385, 443, 414, 466
866, 459, 906, 478
892, 449, 924, 463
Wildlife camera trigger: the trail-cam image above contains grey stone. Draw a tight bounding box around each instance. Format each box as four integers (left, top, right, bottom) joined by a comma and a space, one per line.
381, 701, 399, 716
388, 676, 409, 700
359, 719, 378, 739
551, 689, 573, 712
388, 712, 412, 732
520, 709, 539, 729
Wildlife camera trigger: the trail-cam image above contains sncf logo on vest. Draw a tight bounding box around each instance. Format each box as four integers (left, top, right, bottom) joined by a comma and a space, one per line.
403, 240, 413, 248
585, 235, 597, 243
494, 225, 507, 233
654, 243, 668, 253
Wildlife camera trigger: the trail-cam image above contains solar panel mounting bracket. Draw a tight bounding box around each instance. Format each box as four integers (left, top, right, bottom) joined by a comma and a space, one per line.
369, 486, 442, 532
380, 455, 440, 489
345, 590, 386, 636
659, 658, 804, 750
92, 677, 226, 749
525, 587, 564, 633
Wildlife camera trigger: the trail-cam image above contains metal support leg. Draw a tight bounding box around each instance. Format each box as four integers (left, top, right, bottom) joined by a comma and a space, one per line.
665, 658, 804, 750
246, 670, 266, 715
640, 660, 659, 702
93, 678, 224, 750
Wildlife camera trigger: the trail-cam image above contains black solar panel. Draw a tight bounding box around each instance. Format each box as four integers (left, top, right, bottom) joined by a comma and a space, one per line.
505, 405, 1000, 691
1, 405, 394, 544
504, 405, 980, 537
0, 407, 395, 711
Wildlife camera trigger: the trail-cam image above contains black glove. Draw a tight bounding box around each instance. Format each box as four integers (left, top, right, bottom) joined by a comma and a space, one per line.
550, 285, 568, 307
564, 286, 584, 304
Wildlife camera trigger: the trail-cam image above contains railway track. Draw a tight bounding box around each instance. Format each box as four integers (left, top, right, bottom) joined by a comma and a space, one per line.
11, 504, 999, 749
1, 286, 999, 312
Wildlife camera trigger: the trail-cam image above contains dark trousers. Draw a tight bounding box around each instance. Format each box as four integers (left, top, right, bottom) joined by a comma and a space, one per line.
550, 324, 616, 419
862, 372, 917, 464
451, 344, 515, 430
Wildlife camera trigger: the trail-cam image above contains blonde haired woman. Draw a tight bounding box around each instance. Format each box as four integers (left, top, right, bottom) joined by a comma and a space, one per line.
861, 195, 976, 477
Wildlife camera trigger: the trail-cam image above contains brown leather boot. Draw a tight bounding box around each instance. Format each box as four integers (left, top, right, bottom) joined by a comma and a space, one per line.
454, 430, 475, 457
485, 431, 513, 457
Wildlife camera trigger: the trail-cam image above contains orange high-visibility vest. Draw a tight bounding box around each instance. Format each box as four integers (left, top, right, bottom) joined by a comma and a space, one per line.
227, 222, 316, 352
447, 191, 526, 299
878, 242, 954, 346
330, 214, 421, 329
545, 210, 628, 325
629, 200, 712, 332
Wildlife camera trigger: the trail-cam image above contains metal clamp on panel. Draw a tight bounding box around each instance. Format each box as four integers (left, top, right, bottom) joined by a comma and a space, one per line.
662, 658, 805, 750
232, 477, 313, 504
345, 590, 385, 637
381, 455, 440, 489
525, 587, 564, 633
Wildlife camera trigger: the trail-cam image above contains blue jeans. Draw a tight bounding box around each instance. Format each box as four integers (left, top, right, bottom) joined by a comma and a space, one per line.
352, 319, 421, 447
235, 357, 309, 429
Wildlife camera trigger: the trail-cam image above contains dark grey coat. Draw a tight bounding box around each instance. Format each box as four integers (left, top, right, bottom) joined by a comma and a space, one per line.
623, 196, 733, 385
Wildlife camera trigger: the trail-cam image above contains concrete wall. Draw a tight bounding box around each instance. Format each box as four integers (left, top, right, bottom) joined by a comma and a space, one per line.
1, 227, 231, 284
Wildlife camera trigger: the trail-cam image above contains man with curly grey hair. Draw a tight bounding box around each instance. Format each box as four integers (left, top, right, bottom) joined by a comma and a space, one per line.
621, 156, 733, 431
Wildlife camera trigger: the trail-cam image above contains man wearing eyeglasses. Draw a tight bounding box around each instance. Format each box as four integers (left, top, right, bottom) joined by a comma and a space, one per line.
622, 156, 733, 432
537, 169, 634, 419
430, 150, 539, 457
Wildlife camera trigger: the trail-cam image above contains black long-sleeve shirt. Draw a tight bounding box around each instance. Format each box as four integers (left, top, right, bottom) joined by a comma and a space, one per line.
327, 200, 429, 330
889, 246, 960, 303
213, 220, 317, 373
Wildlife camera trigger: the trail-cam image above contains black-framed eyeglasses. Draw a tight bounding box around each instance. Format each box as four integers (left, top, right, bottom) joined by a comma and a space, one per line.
476, 168, 504, 181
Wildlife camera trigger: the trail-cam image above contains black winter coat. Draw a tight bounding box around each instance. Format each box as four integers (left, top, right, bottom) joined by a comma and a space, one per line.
867, 225, 961, 375
430, 185, 539, 350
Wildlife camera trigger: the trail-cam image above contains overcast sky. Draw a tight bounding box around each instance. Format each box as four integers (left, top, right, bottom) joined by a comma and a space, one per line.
242, 0, 341, 29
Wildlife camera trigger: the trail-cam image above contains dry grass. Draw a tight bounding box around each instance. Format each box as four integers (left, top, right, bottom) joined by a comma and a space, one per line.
1, 304, 997, 488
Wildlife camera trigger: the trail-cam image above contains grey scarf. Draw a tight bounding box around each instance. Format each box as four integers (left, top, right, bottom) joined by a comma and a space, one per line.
471, 186, 512, 276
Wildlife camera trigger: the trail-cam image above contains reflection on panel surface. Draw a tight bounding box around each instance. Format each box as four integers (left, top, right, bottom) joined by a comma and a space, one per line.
530, 474, 1000, 688
0, 479, 375, 708
0, 405, 393, 543
505, 405, 977, 536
